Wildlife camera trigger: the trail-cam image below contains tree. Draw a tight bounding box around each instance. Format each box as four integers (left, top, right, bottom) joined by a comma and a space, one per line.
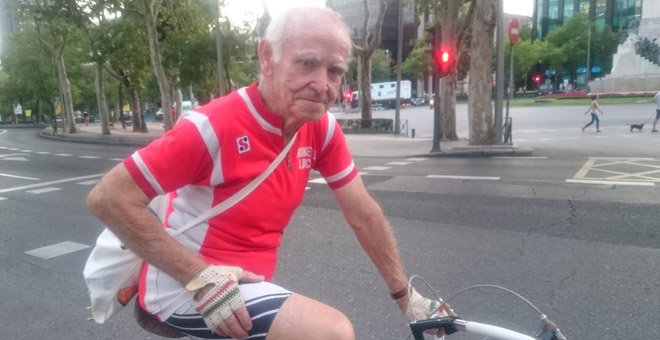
121, 0, 174, 130
467, 0, 496, 145
336, 0, 392, 126
0, 28, 59, 124
419, 0, 475, 141
14, 0, 79, 133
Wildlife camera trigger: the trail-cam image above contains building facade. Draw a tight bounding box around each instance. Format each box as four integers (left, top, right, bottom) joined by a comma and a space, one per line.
533, 0, 642, 40
327, 0, 416, 66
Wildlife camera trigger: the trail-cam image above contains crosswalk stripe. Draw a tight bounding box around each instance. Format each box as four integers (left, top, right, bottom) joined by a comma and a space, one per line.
25, 241, 90, 259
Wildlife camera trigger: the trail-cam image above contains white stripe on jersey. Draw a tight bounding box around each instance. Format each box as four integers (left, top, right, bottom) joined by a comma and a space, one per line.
131, 151, 166, 195
238, 87, 282, 136
322, 113, 336, 152
183, 111, 224, 186
325, 161, 356, 184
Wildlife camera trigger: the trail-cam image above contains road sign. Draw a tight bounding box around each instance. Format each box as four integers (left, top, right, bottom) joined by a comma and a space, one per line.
508, 18, 520, 45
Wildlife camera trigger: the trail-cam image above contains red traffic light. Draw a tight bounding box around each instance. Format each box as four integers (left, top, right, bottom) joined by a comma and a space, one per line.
434, 46, 455, 78
533, 74, 542, 85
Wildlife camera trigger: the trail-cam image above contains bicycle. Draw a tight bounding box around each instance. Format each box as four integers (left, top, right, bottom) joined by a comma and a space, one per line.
406, 276, 567, 340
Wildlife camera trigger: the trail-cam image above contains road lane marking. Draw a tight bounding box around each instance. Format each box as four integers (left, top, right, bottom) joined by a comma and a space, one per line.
427, 175, 501, 181
0, 173, 39, 180
406, 158, 428, 161
565, 179, 654, 186
363, 166, 391, 171
0, 197, 6, 201
77, 180, 98, 185
26, 187, 62, 194
25, 241, 90, 259
387, 161, 411, 166
0, 153, 29, 161
109, 158, 124, 161
78, 155, 101, 159
54, 153, 72, 157
0, 173, 104, 194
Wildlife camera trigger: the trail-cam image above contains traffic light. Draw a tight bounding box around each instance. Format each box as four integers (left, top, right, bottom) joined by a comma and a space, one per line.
533, 74, 542, 86
427, 25, 455, 79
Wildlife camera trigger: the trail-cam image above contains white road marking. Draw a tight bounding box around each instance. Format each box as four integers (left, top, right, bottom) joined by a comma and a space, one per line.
36, 151, 51, 155
0, 173, 39, 180
363, 166, 391, 171
565, 179, 654, 186
492, 156, 547, 160
427, 175, 501, 181
387, 161, 411, 166
78, 155, 100, 159
109, 158, 124, 161
26, 187, 62, 194
0, 197, 6, 201
0, 153, 29, 161
77, 180, 98, 185
25, 241, 90, 259
0, 174, 104, 194
405, 158, 428, 161
54, 153, 72, 157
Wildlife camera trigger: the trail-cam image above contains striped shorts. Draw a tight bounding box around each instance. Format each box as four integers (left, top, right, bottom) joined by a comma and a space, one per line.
165, 282, 291, 339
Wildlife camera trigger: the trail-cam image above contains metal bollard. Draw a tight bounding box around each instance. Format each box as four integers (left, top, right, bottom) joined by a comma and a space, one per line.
412, 128, 415, 139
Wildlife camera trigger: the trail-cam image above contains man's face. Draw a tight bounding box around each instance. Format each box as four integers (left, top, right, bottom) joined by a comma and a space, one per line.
260, 21, 350, 122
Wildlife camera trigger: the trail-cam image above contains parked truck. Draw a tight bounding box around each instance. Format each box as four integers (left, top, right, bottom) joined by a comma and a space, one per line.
350, 80, 412, 109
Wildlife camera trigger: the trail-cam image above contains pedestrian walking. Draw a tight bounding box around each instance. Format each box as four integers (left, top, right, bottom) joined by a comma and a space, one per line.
652, 91, 660, 133
582, 95, 605, 132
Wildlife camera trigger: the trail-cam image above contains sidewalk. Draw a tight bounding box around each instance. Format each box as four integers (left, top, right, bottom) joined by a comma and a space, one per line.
38, 122, 533, 158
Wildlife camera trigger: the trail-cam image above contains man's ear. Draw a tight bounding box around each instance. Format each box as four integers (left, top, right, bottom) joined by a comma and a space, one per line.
258, 39, 273, 77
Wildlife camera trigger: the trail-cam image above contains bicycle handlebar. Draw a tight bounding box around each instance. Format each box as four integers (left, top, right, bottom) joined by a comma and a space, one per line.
409, 316, 537, 340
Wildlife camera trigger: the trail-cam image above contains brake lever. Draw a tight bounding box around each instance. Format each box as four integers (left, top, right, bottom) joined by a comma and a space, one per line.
409, 316, 459, 340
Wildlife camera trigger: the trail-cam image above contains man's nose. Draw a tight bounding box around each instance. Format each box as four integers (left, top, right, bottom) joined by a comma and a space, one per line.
308, 69, 330, 93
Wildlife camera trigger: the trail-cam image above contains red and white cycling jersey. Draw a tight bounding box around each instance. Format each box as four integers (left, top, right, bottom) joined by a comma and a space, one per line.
123, 83, 358, 319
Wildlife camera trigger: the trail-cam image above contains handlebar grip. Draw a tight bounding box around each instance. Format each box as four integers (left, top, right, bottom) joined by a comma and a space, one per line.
463, 321, 535, 340
409, 316, 458, 340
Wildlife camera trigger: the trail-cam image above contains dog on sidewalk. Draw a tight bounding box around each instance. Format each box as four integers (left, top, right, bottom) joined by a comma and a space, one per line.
627, 123, 644, 132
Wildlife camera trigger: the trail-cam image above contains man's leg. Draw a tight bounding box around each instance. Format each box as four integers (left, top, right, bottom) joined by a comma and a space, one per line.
267, 293, 355, 340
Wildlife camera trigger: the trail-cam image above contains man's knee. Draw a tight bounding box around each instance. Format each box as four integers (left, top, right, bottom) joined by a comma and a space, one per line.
267, 293, 355, 340
324, 310, 355, 340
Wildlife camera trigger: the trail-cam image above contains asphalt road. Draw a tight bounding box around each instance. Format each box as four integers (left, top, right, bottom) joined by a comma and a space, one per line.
1, 105, 658, 340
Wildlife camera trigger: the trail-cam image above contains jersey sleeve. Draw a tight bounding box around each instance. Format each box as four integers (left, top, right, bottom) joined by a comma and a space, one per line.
123, 115, 216, 199
314, 113, 358, 189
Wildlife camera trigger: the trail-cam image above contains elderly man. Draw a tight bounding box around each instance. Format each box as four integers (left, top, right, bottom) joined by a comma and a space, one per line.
87, 6, 441, 340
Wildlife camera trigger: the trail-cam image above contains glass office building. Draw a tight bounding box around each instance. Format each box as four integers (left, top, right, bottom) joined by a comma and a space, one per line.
533, 0, 642, 40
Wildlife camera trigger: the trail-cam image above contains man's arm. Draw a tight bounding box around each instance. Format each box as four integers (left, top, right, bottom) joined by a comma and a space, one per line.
331, 175, 409, 311
86, 163, 207, 285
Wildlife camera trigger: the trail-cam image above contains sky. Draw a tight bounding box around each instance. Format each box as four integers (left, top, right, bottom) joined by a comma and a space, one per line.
225, 0, 535, 25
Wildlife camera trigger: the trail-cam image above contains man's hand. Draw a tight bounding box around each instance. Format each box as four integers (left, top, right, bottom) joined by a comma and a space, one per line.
188, 265, 264, 339
402, 286, 447, 322
399, 286, 450, 337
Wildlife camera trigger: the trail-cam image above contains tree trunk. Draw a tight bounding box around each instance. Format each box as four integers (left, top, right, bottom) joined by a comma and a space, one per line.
467, 0, 496, 145
131, 88, 147, 132
95, 60, 111, 135
55, 53, 77, 133
143, 0, 173, 131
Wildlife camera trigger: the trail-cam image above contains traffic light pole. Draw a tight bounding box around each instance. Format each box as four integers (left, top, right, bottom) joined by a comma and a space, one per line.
431, 76, 441, 153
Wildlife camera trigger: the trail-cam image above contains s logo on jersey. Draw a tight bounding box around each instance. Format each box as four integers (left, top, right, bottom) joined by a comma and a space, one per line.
236, 135, 250, 154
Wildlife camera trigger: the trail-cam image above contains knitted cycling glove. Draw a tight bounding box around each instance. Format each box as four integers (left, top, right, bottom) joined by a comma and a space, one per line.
404, 286, 443, 322
188, 265, 244, 331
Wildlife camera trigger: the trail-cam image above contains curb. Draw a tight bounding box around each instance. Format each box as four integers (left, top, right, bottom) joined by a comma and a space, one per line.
424, 145, 534, 158
37, 127, 157, 147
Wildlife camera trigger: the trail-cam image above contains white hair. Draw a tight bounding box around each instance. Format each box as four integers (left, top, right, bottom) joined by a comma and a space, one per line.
263, 6, 352, 62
